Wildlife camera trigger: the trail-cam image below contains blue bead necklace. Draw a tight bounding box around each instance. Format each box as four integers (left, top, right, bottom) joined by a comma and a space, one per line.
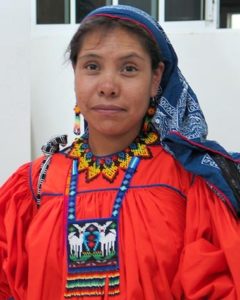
64, 156, 140, 298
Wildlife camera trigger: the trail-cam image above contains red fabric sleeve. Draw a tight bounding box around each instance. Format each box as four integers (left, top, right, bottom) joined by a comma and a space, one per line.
172, 176, 240, 300
0, 161, 40, 300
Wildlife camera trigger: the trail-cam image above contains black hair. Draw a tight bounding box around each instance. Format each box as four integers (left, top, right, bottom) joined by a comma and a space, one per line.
67, 16, 163, 70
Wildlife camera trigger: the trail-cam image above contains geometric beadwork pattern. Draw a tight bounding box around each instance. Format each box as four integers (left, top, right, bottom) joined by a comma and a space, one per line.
67, 131, 158, 183
65, 219, 120, 298
64, 157, 140, 298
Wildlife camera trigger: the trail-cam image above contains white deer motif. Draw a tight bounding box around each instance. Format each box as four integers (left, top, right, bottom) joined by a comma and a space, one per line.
68, 224, 89, 258
92, 221, 117, 256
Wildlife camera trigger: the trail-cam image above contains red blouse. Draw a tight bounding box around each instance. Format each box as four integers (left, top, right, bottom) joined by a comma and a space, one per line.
1, 144, 240, 300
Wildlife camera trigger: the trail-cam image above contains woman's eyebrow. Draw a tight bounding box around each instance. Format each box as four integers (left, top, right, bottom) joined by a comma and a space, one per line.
119, 53, 145, 61
77, 52, 145, 61
77, 53, 101, 61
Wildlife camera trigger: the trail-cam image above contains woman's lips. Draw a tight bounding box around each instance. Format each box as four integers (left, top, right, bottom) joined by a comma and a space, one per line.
91, 104, 125, 114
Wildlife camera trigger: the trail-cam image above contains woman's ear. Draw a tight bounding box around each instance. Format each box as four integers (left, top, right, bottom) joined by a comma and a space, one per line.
151, 62, 165, 97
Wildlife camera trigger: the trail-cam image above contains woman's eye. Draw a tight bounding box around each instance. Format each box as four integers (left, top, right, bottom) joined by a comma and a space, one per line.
85, 63, 99, 71
122, 65, 138, 73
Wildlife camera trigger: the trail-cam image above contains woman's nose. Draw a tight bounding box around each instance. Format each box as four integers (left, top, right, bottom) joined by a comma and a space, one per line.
97, 73, 119, 98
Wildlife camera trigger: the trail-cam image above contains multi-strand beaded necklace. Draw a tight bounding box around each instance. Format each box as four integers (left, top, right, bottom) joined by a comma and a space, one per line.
67, 131, 159, 183
64, 131, 159, 297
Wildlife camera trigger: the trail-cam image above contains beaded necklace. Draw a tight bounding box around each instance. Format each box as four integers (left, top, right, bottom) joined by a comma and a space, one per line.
64, 157, 140, 298
67, 131, 158, 183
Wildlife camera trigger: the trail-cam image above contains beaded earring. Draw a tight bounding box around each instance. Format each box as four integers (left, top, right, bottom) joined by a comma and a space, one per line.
74, 105, 81, 136
143, 97, 156, 134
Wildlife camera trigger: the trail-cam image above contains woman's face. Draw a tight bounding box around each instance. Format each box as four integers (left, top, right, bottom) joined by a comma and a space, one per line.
74, 27, 164, 139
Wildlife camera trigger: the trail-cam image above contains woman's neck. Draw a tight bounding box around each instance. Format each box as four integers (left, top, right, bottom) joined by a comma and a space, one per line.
87, 127, 141, 156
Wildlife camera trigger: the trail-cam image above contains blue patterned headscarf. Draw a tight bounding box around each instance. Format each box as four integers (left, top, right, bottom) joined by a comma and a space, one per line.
84, 5, 240, 215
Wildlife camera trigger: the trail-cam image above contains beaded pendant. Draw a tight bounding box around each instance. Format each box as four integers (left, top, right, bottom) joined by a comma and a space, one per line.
67, 131, 158, 183
64, 157, 140, 298
65, 218, 120, 297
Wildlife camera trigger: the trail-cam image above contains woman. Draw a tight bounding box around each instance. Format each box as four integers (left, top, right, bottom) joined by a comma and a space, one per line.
1, 5, 240, 300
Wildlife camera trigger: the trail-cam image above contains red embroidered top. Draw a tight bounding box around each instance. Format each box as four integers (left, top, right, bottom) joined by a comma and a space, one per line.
1, 144, 240, 300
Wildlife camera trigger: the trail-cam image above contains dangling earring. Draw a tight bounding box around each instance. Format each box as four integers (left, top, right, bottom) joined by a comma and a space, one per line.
143, 97, 156, 134
74, 105, 81, 136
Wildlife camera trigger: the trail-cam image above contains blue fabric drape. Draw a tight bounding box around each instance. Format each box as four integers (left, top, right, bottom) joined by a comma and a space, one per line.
84, 5, 240, 215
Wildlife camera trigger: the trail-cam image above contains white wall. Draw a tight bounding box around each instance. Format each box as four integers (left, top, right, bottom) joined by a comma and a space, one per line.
31, 28, 240, 159
0, 1, 31, 185
31, 32, 75, 159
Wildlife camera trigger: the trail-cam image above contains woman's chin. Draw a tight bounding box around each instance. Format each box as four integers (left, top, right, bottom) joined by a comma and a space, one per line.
94, 127, 126, 137
89, 124, 136, 139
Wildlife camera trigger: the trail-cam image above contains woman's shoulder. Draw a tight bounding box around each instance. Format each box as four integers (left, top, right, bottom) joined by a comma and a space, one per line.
136, 143, 194, 197
0, 160, 38, 214
1, 161, 32, 190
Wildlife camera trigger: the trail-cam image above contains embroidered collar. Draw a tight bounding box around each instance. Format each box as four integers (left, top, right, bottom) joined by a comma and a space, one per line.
67, 131, 159, 183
